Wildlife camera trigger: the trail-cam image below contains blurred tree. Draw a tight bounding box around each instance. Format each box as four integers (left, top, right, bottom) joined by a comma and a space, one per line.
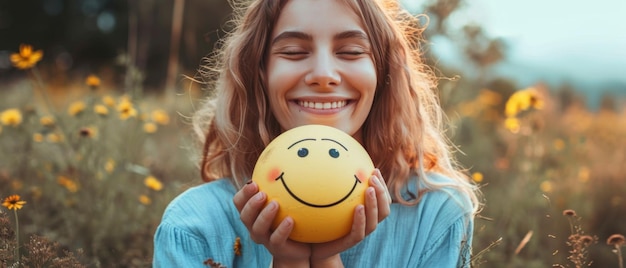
0, 0, 233, 92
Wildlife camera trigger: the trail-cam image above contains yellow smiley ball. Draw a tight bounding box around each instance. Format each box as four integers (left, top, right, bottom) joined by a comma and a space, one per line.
252, 124, 374, 243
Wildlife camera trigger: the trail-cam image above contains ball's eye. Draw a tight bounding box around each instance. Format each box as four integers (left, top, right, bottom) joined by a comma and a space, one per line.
297, 148, 309, 157
329, 148, 340, 158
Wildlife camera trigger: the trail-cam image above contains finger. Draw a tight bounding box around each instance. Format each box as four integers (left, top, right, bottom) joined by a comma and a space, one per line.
239, 191, 266, 228
371, 174, 391, 220
346, 205, 367, 244
233, 181, 259, 212
373, 169, 391, 203
252, 200, 279, 237
268, 216, 294, 248
364, 187, 378, 235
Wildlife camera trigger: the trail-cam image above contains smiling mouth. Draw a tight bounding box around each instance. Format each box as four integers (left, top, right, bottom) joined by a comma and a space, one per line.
275, 172, 361, 208
297, 100, 348, 110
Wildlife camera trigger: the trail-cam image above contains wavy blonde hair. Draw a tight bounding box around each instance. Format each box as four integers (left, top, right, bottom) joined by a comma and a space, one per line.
194, 0, 480, 211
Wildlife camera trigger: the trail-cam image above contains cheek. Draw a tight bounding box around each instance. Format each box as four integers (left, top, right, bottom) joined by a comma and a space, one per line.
267, 167, 282, 183
355, 169, 369, 184
345, 58, 377, 95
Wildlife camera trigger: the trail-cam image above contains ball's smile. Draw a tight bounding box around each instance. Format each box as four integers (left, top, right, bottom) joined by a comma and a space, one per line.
275, 172, 361, 208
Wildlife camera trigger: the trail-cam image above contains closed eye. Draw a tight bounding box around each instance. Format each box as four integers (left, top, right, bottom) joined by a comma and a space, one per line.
277, 51, 309, 60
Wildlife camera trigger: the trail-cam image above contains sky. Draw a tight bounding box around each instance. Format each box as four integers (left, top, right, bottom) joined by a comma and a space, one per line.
403, 0, 626, 97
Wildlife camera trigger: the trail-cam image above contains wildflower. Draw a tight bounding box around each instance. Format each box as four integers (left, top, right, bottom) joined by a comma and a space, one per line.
144, 176, 163, 191
607, 234, 625, 246
102, 95, 116, 107
85, 74, 101, 88
139, 195, 152, 205
33, 133, 44, 142
46, 133, 62, 143
117, 99, 137, 120
39, 115, 55, 127
477, 89, 502, 106
1, 108, 23, 126
151, 109, 170, 125
563, 209, 577, 217
504, 87, 544, 117
94, 104, 109, 115
471, 172, 484, 183
68, 101, 86, 116
539, 180, 553, 193
79, 127, 97, 138
578, 167, 590, 183
504, 117, 520, 133
143, 122, 157, 133
579, 235, 594, 246
10, 44, 43, 70
104, 159, 115, 173
2, 195, 26, 210
57, 176, 78, 192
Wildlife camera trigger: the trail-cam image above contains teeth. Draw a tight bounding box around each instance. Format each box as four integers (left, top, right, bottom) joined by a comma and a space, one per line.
299, 100, 347, 109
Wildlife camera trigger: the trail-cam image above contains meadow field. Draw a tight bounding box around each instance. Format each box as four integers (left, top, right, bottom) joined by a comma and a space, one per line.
1, 44, 625, 268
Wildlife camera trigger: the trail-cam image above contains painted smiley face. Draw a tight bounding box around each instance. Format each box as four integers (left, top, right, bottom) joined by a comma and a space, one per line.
252, 125, 374, 243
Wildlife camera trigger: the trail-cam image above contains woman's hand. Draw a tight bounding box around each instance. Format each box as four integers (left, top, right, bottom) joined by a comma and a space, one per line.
233, 181, 311, 267
309, 169, 391, 265
233, 169, 391, 267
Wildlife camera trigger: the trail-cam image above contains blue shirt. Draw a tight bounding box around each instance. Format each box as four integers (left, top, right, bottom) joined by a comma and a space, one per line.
153, 173, 474, 267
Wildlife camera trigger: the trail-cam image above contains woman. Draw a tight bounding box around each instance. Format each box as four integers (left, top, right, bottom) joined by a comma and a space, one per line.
154, 0, 480, 267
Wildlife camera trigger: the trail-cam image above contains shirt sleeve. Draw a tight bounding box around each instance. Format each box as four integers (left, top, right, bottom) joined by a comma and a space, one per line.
416, 215, 473, 268
153, 222, 212, 268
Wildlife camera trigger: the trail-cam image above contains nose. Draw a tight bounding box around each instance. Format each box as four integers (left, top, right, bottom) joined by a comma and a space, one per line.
304, 52, 341, 88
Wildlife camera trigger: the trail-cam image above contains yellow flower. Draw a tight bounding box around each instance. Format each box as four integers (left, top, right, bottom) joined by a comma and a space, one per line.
578, 167, 590, 183
139, 195, 152, 205
504, 117, 520, 133
68, 101, 86, 116
46, 133, 62, 143
477, 89, 502, 106
85, 74, 101, 88
39, 115, 55, 127
79, 127, 98, 138
102, 95, 116, 107
57, 176, 79, 192
117, 99, 137, 120
94, 104, 109, 115
1, 108, 23, 126
33, 133, 44, 142
540, 180, 553, 193
104, 159, 115, 173
504, 87, 543, 117
2, 195, 26, 210
144, 176, 163, 191
151, 109, 170, 125
471, 172, 484, 183
10, 44, 43, 70
143, 122, 157, 133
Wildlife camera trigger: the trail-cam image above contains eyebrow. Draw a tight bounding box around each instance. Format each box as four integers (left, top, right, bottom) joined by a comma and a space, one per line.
287, 138, 316, 149
321, 138, 348, 151
271, 30, 369, 46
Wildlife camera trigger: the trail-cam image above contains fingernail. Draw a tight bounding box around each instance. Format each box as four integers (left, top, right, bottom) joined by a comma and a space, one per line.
245, 180, 253, 185
267, 201, 277, 211
254, 192, 265, 201
368, 187, 375, 198
370, 176, 379, 185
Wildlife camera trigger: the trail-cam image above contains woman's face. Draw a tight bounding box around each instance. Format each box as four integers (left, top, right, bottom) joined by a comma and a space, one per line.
265, 0, 377, 142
